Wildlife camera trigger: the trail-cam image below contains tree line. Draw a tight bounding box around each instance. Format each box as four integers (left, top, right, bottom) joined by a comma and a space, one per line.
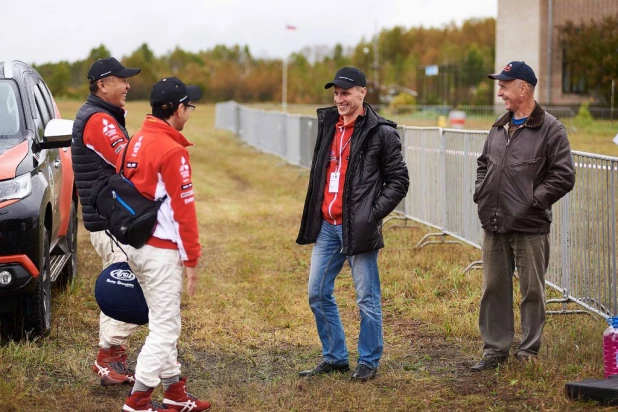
32, 18, 495, 106
558, 14, 618, 105
32, 16, 617, 106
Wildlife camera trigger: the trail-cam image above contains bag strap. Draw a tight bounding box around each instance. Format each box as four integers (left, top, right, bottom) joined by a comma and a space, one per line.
119, 141, 130, 177
118, 138, 168, 202
105, 229, 129, 260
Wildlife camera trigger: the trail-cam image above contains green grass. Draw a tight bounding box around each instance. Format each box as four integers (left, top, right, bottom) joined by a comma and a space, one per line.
0, 100, 613, 411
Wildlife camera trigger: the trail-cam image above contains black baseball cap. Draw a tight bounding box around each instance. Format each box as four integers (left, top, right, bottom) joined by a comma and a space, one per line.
150, 77, 202, 110
324, 66, 367, 89
87, 57, 141, 83
488, 61, 537, 86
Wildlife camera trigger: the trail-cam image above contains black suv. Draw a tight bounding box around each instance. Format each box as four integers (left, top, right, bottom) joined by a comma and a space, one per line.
0, 60, 78, 339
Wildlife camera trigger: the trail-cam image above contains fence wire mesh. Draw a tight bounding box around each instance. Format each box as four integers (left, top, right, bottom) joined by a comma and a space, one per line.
216, 101, 618, 318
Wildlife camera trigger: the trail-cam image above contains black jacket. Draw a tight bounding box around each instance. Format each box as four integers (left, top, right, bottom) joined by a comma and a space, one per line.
72, 95, 130, 232
297, 103, 409, 255
473, 102, 575, 234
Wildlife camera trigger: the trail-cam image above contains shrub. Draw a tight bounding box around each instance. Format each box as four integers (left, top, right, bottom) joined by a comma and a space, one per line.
389, 92, 417, 110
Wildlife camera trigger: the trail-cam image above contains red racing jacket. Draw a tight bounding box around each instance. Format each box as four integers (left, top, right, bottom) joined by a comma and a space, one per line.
118, 115, 201, 267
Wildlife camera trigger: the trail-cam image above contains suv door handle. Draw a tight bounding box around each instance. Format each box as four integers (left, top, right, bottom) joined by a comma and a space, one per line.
53, 159, 61, 168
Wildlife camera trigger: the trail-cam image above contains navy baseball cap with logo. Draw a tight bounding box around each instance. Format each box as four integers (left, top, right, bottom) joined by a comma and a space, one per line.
150, 77, 202, 111
488, 61, 537, 86
87, 57, 141, 83
95, 262, 148, 325
324, 67, 367, 89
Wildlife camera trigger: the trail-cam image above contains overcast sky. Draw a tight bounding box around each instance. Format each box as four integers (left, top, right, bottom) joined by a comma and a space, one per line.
4, 0, 496, 65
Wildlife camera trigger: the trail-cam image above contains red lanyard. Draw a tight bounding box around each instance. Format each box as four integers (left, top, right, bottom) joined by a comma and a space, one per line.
335, 126, 352, 169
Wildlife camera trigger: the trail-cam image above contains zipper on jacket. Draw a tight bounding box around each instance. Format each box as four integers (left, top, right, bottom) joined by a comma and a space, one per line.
356, 151, 364, 181
511, 158, 541, 166
495, 122, 533, 224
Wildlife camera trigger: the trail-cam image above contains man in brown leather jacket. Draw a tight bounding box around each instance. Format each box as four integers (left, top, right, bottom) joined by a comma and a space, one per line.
471, 61, 575, 371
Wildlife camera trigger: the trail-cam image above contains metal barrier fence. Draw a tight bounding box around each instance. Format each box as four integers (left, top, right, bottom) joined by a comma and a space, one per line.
442, 129, 487, 248
215, 101, 618, 319
402, 127, 444, 231
244, 103, 577, 130
548, 152, 618, 317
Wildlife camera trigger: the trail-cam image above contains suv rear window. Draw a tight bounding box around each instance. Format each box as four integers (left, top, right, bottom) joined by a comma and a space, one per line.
0, 80, 23, 137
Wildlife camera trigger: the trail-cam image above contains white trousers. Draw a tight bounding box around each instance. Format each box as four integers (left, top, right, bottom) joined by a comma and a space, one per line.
125, 244, 184, 387
90, 231, 140, 348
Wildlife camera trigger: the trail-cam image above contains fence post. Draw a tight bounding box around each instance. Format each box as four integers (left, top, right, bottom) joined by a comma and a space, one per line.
560, 192, 571, 306
234, 102, 240, 135
439, 128, 447, 232
609, 165, 618, 316
463, 132, 471, 240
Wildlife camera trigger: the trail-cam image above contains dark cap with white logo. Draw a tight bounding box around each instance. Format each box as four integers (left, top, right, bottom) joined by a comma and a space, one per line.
87, 57, 141, 83
150, 77, 202, 110
325, 67, 367, 89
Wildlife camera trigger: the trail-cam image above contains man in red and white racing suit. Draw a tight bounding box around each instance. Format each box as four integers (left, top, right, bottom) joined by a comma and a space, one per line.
119, 77, 210, 412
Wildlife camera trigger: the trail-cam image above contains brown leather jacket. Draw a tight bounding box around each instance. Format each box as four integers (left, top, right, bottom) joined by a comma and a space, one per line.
473, 102, 575, 234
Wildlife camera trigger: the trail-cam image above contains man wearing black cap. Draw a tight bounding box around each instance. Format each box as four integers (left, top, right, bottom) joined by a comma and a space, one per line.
297, 67, 409, 381
471, 61, 575, 371
71, 57, 141, 386
118, 77, 210, 411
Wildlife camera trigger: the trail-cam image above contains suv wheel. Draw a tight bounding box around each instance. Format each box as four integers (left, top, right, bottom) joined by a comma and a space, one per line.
24, 227, 52, 337
0, 228, 52, 340
57, 199, 78, 289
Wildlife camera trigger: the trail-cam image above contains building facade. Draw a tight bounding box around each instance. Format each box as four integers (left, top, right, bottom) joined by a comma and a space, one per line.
495, 0, 618, 106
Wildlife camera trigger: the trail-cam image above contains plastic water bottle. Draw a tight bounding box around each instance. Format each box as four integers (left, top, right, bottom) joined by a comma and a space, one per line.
603, 317, 618, 378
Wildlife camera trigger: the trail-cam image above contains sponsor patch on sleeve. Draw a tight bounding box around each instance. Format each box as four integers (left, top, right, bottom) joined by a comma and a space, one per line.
181, 183, 193, 190
127, 162, 138, 169
102, 118, 119, 139
179, 156, 191, 179
111, 138, 125, 148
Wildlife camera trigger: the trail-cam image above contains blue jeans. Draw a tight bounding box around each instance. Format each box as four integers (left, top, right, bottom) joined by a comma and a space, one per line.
308, 220, 383, 369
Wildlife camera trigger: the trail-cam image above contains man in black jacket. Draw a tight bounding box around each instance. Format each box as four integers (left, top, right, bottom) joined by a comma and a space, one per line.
71, 57, 141, 386
471, 61, 575, 371
297, 67, 409, 381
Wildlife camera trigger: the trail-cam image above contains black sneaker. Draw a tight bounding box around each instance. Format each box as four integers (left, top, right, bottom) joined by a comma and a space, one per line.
351, 364, 377, 381
470, 356, 506, 372
298, 361, 350, 377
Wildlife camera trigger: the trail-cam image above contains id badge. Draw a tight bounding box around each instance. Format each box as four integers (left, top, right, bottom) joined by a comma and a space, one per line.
329, 172, 340, 193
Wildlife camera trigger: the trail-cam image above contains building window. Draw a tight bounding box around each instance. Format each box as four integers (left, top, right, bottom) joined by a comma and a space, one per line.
562, 48, 586, 94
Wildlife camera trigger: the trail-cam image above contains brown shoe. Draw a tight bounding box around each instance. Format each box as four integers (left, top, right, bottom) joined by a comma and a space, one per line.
470, 356, 506, 372
515, 353, 536, 363
92, 345, 135, 386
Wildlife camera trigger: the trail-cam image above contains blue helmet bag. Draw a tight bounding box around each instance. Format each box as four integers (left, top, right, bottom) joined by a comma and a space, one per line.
95, 262, 148, 325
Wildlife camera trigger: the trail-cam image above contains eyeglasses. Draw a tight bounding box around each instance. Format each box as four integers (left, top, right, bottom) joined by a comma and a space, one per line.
185, 104, 196, 112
